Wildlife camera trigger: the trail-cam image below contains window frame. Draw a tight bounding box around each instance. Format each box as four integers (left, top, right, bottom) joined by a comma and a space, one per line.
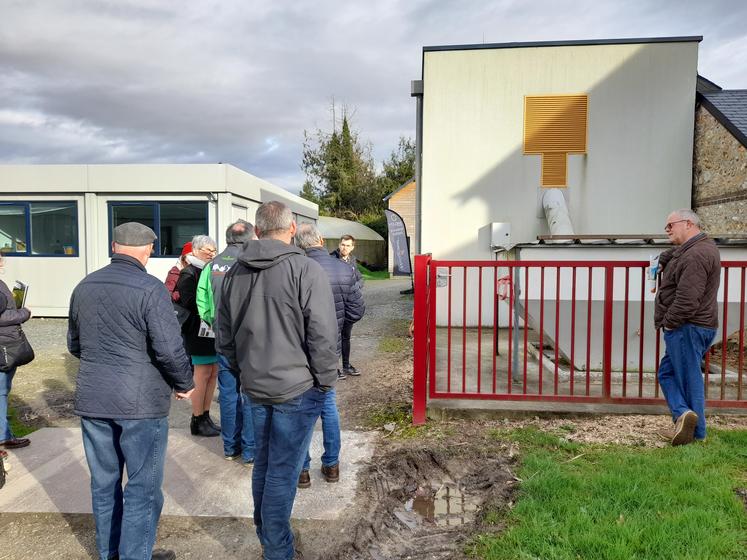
0, 201, 80, 257
107, 200, 209, 258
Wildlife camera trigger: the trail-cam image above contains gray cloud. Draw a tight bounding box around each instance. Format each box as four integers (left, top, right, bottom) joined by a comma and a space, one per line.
1, 0, 746, 193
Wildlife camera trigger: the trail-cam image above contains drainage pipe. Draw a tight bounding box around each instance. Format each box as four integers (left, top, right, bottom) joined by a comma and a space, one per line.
542, 188, 574, 236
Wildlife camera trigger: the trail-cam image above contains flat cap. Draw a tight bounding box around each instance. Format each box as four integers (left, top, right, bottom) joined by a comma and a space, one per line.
113, 222, 157, 246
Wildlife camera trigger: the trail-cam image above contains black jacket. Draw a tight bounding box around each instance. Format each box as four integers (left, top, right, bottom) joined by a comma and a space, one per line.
217, 239, 338, 404
305, 247, 365, 352
176, 264, 216, 356
0, 279, 31, 338
330, 249, 363, 286
68, 254, 194, 419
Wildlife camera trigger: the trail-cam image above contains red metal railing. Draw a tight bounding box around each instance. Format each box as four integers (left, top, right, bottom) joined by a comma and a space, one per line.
412, 255, 747, 425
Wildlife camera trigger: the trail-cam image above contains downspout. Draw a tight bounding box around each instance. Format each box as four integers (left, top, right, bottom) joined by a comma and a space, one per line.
411, 79, 424, 253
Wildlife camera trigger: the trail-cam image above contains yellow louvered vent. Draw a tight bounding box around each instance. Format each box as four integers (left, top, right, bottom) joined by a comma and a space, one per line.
524, 94, 588, 188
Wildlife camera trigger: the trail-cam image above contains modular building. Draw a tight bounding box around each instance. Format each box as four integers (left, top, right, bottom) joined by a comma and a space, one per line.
0, 164, 317, 316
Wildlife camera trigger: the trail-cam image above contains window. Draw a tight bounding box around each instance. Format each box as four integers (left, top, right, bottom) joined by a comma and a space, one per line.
109, 201, 208, 257
0, 202, 78, 256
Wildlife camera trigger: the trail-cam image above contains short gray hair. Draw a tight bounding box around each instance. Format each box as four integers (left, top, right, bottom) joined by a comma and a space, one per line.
255, 201, 293, 238
191, 234, 216, 251
673, 209, 701, 227
225, 220, 255, 244
295, 223, 324, 249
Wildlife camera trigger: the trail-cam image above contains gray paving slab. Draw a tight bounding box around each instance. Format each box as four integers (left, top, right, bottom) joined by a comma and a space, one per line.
0, 427, 376, 520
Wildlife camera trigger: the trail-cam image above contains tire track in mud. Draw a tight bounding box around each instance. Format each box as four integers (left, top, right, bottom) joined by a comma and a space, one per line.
326, 446, 517, 560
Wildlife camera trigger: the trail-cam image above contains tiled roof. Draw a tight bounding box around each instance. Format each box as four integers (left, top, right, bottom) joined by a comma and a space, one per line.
700, 90, 747, 148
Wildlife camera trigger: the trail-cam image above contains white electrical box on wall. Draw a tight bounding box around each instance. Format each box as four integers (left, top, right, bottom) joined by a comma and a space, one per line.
490, 222, 511, 251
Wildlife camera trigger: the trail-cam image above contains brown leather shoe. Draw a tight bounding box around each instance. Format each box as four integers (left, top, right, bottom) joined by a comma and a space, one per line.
298, 470, 311, 489
0, 438, 30, 449
321, 463, 339, 483
672, 411, 698, 446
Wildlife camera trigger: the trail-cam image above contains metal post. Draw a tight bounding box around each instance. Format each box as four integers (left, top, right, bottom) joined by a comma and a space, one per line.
412, 254, 429, 425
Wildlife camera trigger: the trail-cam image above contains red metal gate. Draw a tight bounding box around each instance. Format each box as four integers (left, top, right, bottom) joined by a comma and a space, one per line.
412, 255, 747, 424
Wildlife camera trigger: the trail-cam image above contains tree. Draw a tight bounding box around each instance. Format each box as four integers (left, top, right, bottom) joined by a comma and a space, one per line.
300, 105, 377, 217
381, 136, 416, 190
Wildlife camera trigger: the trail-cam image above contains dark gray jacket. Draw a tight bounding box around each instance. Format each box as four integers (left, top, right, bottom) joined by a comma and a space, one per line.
217, 239, 338, 404
0, 279, 31, 337
68, 254, 194, 419
654, 233, 721, 330
305, 247, 364, 352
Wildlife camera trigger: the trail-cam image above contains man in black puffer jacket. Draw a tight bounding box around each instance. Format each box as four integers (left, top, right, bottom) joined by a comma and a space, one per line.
68, 222, 194, 560
331, 234, 364, 375
295, 223, 364, 487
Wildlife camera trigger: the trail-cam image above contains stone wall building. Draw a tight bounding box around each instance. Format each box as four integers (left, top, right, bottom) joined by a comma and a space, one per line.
693, 82, 747, 234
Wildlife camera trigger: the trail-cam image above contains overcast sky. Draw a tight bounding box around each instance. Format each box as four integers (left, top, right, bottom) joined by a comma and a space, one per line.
1, 0, 746, 193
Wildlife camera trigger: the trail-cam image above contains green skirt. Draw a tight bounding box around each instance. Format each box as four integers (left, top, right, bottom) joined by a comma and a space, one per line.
191, 355, 217, 365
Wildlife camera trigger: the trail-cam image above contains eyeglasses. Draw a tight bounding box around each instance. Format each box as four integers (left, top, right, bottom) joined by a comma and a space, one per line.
664, 219, 689, 231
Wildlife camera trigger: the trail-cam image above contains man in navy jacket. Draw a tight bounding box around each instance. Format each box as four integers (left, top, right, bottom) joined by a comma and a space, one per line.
68, 222, 194, 560
295, 223, 364, 487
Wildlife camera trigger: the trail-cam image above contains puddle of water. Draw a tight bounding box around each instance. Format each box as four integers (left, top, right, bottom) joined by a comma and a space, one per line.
404, 482, 479, 527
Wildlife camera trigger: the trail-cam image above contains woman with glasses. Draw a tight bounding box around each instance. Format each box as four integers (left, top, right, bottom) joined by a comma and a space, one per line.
176, 235, 221, 437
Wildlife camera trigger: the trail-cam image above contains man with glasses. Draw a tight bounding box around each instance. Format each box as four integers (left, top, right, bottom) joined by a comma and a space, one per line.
655, 209, 721, 446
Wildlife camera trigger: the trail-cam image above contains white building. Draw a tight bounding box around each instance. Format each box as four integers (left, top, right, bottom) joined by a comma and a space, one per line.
0, 164, 317, 316
414, 36, 701, 258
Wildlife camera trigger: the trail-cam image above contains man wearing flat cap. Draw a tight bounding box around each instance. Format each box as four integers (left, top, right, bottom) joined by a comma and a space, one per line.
68, 222, 194, 560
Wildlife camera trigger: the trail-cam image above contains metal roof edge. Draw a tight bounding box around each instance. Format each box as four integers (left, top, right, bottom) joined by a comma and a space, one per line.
383, 176, 416, 201
423, 36, 703, 53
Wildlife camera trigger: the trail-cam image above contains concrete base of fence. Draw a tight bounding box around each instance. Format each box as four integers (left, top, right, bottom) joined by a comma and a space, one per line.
425, 399, 747, 420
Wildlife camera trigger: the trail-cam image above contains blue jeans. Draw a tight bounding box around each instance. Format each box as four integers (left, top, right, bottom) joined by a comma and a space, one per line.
249, 386, 326, 560
81, 416, 169, 560
658, 323, 716, 440
302, 388, 340, 471
217, 355, 255, 461
0, 368, 16, 441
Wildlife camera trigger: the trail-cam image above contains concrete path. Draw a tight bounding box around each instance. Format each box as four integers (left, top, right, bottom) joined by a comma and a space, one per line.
0, 427, 376, 519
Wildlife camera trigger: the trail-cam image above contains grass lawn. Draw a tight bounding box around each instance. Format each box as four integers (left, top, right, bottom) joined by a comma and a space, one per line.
7, 401, 34, 437
357, 263, 389, 280
470, 427, 747, 560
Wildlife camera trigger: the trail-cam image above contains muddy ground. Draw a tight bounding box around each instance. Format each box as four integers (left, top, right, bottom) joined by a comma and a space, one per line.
4, 277, 747, 559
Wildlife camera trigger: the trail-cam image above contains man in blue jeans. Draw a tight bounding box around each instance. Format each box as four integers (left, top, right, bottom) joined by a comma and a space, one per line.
68, 222, 194, 560
294, 223, 364, 487
655, 209, 721, 446
198, 220, 256, 464
217, 202, 338, 560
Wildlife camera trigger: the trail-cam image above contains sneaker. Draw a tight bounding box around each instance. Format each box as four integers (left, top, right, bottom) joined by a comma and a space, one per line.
321, 463, 340, 483
337, 369, 347, 381
342, 365, 360, 376
656, 428, 675, 442
672, 411, 698, 446
224, 452, 241, 461
243, 458, 254, 468
298, 470, 311, 489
